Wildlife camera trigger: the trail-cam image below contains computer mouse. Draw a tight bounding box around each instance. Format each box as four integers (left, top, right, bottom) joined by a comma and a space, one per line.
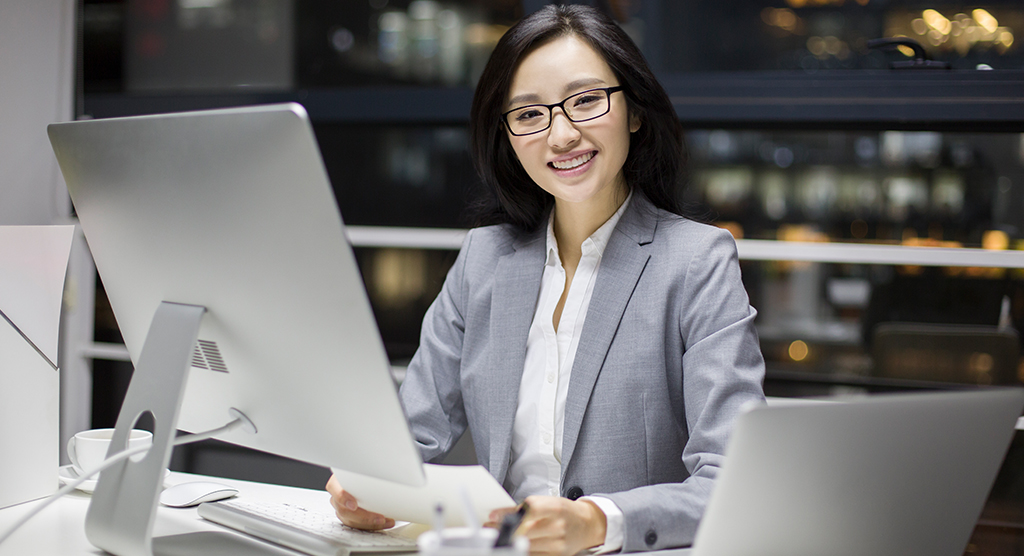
159, 481, 238, 508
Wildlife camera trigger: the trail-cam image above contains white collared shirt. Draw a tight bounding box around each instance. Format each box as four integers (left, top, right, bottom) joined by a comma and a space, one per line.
504, 193, 631, 552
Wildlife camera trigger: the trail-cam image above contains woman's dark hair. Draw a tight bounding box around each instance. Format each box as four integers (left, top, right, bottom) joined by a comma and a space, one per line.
469, 4, 687, 231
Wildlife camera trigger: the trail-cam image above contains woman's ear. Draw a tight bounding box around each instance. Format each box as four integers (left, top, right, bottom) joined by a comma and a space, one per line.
629, 113, 642, 133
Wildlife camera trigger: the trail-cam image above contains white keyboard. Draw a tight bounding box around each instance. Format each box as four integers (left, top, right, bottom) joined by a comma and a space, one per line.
198, 497, 418, 556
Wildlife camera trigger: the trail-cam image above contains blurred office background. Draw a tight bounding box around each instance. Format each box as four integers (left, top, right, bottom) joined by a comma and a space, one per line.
5, 0, 1024, 553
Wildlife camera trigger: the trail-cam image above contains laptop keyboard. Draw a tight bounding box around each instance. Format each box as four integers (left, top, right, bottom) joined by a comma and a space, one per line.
198, 497, 417, 556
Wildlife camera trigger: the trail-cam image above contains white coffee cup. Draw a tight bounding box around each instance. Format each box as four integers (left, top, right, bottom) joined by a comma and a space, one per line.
66, 428, 153, 477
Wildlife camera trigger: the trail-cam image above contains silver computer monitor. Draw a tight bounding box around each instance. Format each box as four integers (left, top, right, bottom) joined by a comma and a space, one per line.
49, 104, 426, 553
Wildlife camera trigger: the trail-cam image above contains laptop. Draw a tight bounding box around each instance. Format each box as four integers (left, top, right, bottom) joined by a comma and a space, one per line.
682, 388, 1024, 556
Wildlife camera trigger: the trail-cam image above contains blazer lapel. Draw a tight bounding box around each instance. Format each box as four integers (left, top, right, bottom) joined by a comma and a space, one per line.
560, 196, 656, 473
487, 228, 545, 483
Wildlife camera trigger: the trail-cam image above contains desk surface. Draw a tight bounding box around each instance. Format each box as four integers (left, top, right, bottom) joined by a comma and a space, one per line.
0, 472, 693, 556
0, 472, 346, 555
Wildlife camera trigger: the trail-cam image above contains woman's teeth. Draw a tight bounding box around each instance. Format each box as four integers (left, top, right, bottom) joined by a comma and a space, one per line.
551, 152, 594, 170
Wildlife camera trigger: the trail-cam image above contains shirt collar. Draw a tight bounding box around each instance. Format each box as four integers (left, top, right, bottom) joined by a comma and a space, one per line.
545, 191, 633, 266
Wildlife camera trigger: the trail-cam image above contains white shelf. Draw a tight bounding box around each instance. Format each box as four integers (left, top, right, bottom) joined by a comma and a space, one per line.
736, 239, 1024, 269
345, 226, 1024, 269
346, 226, 467, 250
81, 228, 1024, 365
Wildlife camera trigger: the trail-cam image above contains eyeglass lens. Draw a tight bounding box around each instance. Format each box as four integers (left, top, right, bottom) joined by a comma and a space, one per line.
505, 89, 612, 136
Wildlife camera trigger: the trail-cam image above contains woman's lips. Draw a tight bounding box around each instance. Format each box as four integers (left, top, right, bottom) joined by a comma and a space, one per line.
548, 150, 597, 176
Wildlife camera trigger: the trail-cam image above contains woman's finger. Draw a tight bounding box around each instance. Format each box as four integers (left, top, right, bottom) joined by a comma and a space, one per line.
326, 475, 395, 530
340, 507, 396, 530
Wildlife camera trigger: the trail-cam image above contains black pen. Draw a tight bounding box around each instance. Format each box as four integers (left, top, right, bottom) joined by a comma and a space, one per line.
494, 502, 529, 548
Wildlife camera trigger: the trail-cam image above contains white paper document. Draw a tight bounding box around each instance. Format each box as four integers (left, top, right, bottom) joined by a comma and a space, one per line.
0, 225, 75, 509
331, 464, 515, 527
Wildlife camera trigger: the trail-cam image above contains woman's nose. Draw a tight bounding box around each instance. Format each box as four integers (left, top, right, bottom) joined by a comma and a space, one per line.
547, 109, 581, 149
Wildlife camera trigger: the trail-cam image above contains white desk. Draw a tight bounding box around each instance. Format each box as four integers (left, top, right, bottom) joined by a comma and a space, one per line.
0, 472, 334, 555
0, 472, 694, 556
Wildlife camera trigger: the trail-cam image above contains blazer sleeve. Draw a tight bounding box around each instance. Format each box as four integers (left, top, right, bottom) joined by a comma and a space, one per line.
602, 226, 765, 552
397, 229, 474, 463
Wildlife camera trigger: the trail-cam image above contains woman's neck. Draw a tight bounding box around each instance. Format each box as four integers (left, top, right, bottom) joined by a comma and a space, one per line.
551, 184, 628, 266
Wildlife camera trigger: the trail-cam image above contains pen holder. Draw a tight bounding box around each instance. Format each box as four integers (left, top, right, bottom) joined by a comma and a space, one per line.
417, 527, 528, 556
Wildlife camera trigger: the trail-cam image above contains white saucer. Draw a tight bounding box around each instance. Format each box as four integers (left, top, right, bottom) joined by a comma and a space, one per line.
59, 464, 170, 494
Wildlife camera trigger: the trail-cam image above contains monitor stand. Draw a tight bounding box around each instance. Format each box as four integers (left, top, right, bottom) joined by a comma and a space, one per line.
83, 301, 206, 556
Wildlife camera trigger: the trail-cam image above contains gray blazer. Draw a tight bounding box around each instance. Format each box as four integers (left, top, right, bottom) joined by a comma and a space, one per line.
399, 194, 766, 551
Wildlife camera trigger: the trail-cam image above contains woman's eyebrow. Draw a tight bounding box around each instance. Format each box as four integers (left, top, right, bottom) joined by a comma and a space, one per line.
506, 78, 609, 109
562, 77, 606, 94
507, 92, 541, 108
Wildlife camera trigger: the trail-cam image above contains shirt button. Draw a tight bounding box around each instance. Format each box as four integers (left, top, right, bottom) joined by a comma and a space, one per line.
566, 486, 584, 500
542, 432, 552, 444
645, 530, 658, 547
546, 374, 555, 383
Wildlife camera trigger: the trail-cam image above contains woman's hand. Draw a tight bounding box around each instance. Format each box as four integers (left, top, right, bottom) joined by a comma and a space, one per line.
325, 474, 396, 530
488, 495, 607, 556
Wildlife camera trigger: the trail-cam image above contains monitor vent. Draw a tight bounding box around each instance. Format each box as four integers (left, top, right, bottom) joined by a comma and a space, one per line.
191, 349, 208, 369
191, 339, 228, 373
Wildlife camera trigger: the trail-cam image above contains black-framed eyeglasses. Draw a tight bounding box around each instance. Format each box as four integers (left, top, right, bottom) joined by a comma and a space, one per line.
502, 86, 625, 137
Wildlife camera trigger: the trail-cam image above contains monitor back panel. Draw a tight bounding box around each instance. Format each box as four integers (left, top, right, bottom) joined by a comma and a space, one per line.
49, 104, 424, 485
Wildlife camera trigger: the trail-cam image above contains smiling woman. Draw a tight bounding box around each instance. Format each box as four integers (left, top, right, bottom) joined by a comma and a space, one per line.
467, 5, 688, 233
327, 5, 766, 555
504, 36, 636, 231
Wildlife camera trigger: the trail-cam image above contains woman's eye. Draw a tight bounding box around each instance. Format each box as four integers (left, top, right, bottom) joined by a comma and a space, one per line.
516, 109, 544, 121
573, 94, 601, 107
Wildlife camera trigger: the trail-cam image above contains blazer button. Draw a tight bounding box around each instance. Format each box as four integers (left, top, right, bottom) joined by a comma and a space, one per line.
566, 486, 584, 500
645, 529, 658, 547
